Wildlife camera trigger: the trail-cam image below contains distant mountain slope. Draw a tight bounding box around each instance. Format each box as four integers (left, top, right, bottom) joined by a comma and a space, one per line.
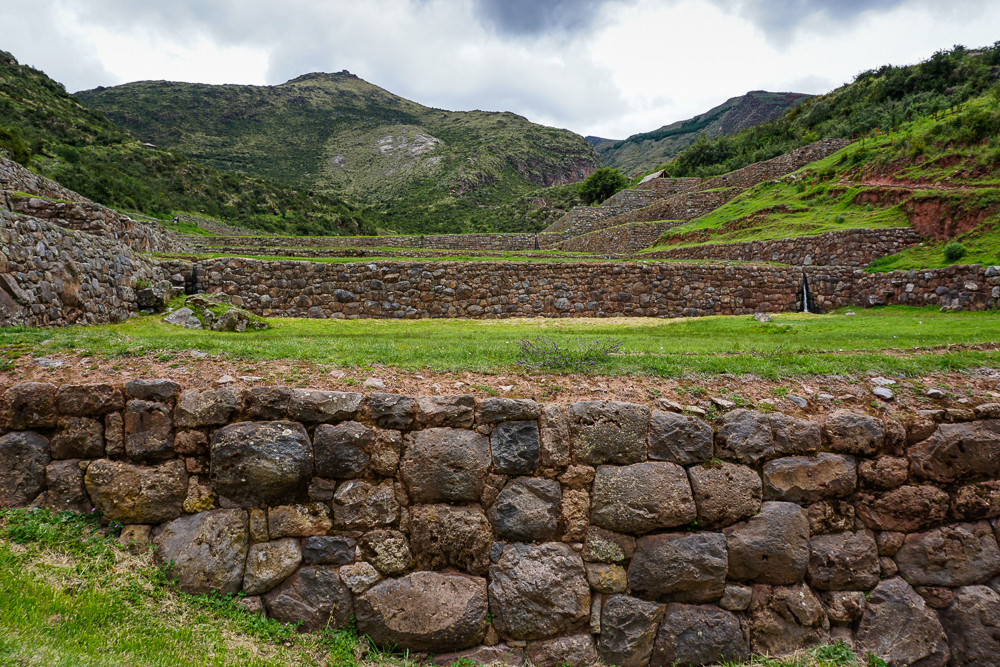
595, 91, 811, 176
76, 73, 600, 234
0, 50, 381, 236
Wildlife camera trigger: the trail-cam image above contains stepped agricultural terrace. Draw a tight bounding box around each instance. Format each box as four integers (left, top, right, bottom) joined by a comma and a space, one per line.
1, 136, 994, 329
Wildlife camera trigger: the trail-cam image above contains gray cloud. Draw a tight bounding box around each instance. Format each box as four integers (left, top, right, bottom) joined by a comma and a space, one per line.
471, 0, 631, 37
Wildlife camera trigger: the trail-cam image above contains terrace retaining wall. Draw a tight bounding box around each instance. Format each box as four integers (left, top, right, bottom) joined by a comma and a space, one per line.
3, 381, 1000, 666
641, 228, 925, 267
193, 232, 574, 253
191, 257, 1000, 320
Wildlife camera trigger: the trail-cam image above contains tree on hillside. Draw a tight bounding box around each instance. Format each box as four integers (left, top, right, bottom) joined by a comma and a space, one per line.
579, 167, 629, 205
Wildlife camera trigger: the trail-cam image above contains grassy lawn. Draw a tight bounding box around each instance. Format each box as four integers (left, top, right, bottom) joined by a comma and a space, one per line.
4, 306, 1000, 380
0, 509, 867, 667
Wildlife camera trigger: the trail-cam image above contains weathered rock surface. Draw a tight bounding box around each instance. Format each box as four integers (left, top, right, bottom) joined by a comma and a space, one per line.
210, 421, 312, 506
939, 585, 1000, 667
895, 522, 1000, 587
174, 388, 242, 429
313, 421, 373, 479
598, 594, 665, 667
590, 462, 696, 534
409, 504, 492, 575
243, 538, 302, 596
415, 394, 475, 428
908, 420, 1000, 483
807, 499, 856, 536
823, 410, 884, 455
628, 533, 728, 603
0, 382, 57, 430
401, 428, 490, 503
747, 584, 830, 657
763, 453, 857, 504
569, 401, 650, 465
539, 404, 571, 469
85, 458, 187, 523
57, 383, 125, 416
586, 562, 627, 594
366, 393, 416, 430
123, 401, 172, 462
50, 416, 105, 460
331, 479, 399, 530
854, 485, 950, 532
488, 477, 560, 542
819, 591, 866, 625
340, 561, 381, 594
369, 429, 403, 477
650, 604, 750, 667
526, 634, 599, 667
302, 536, 356, 565
44, 459, 90, 513
154, 509, 248, 594
356, 572, 488, 652
125, 379, 180, 402
0, 431, 51, 507
647, 411, 713, 465
719, 584, 753, 612
263, 566, 353, 632
855, 578, 949, 667
951, 481, 1000, 521
268, 503, 332, 538
360, 529, 412, 576
725, 502, 809, 585
243, 386, 292, 420
287, 389, 363, 423
716, 410, 774, 464
807, 531, 880, 590
688, 461, 762, 529
769, 413, 821, 456
583, 526, 636, 564
858, 456, 909, 490
490, 421, 541, 475
488, 542, 590, 640
477, 398, 540, 424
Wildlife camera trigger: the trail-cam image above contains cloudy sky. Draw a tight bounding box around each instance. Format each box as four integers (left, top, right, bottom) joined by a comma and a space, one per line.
4, 0, 999, 139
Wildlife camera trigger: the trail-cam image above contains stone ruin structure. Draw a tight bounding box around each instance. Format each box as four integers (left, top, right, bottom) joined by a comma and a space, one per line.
2, 380, 1000, 666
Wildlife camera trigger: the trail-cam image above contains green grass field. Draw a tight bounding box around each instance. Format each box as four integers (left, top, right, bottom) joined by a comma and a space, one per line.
4, 306, 1000, 380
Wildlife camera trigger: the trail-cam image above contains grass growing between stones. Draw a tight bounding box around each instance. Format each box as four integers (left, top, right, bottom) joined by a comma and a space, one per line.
0, 508, 362, 666
4, 306, 1000, 380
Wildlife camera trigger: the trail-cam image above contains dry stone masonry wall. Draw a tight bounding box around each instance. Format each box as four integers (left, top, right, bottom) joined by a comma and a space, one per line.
642, 228, 925, 268
192, 232, 574, 253
190, 257, 1000, 320
554, 223, 676, 255
4, 381, 1000, 667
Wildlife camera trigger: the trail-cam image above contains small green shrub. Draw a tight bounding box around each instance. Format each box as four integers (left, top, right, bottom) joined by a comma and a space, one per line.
834, 214, 846, 224
578, 168, 629, 206
515, 336, 624, 372
943, 241, 967, 261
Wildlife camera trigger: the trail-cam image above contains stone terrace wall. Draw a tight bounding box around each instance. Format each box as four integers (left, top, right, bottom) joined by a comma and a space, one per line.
643, 228, 925, 268
192, 232, 573, 253
4, 380, 1000, 667
555, 223, 676, 254
0, 208, 166, 327
698, 138, 850, 191
192, 256, 1000, 320
1, 156, 185, 254
545, 181, 702, 238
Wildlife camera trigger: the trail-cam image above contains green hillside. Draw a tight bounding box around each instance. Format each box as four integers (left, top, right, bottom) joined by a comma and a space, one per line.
594, 91, 811, 176
76, 72, 600, 234
0, 50, 382, 236
657, 43, 1000, 179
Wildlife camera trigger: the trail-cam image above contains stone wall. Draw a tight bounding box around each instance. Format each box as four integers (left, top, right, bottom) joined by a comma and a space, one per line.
0, 208, 166, 327
542, 139, 852, 242
4, 380, 1000, 667
188, 257, 1000, 320
555, 223, 676, 255
1, 157, 185, 254
642, 228, 925, 268
193, 232, 574, 253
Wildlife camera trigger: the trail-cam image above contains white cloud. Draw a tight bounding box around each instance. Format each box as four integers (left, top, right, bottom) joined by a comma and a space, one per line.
2, 0, 999, 140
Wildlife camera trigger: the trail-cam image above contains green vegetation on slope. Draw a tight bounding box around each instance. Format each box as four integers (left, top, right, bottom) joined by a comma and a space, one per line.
76, 72, 599, 235
658, 43, 1000, 179
0, 50, 382, 236
595, 91, 811, 176
5, 307, 1000, 380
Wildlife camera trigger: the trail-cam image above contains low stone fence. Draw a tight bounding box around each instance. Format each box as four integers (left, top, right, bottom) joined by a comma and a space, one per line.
189, 257, 1000, 320
642, 228, 925, 267
3, 380, 999, 667
192, 232, 574, 253
555, 223, 676, 254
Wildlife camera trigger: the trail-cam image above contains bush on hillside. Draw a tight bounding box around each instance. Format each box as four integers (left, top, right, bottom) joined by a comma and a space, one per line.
0, 127, 31, 166
579, 167, 629, 205
943, 241, 967, 261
